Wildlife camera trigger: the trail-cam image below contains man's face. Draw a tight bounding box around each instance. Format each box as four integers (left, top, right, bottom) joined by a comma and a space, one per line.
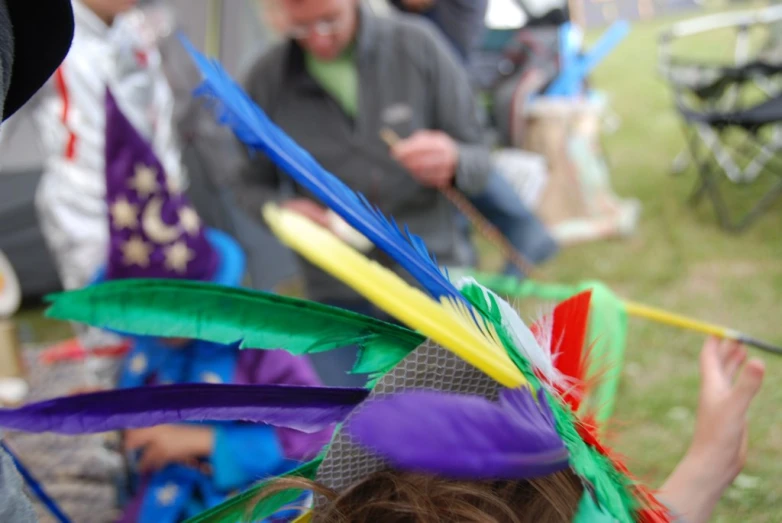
83, 0, 138, 23
281, 0, 358, 61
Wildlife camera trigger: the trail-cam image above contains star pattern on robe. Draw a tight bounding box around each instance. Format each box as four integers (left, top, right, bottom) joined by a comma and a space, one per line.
178, 206, 201, 236
156, 483, 179, 506
201, 372, 222, 384
121, 236, 153, 268
164, 241, 195, 273
129, 353, 148, 375
110, 196, 138, 230
128, 164, 159, 199
166, 175, 181, 195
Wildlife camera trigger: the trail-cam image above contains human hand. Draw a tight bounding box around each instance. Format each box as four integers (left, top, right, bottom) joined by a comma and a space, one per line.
125, 425, 213, 474
281, 198, 330, 228
68, 386, 105, 395
401, 0, 436, 12
659, 337, 764, 523
391, 130, 458, 189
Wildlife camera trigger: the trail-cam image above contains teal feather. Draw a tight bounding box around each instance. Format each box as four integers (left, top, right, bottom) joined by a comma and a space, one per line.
45, 279, 423, 377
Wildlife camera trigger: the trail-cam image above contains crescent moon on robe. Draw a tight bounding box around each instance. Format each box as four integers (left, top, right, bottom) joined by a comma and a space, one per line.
142, 197, 181, 244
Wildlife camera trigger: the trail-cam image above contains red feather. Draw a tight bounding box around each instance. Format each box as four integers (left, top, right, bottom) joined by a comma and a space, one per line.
546, 292, 671, 522
551, 290, 592, 411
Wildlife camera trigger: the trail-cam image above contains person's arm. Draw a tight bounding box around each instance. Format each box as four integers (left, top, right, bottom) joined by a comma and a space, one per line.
657, 337, 765, 523
390, 21, 491, 195
425, 21, 491, 195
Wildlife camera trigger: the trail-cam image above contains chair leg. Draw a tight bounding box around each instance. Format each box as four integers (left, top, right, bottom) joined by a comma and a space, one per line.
729, 178, 782, 233
671, 149, 691, 175
688, 177, 707, 205
684, 130, 714, 207
700, 163, 735, 231
679, 121, 782, 233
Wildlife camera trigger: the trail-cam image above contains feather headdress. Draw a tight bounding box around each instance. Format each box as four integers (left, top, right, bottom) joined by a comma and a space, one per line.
0, 39, 671, 523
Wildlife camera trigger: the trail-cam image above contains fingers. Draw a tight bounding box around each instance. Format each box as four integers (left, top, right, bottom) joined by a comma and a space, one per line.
394, 150, 452, 187
734, 359, 765, 411
389, 131, 457, 188
68, 387, 105, 396
390, 131, 433, 160
138, 444, 165, 474
398, 150, 447, 174
124, 426, 163, 451
124, 428, 153, 451
282, 199, 329, 228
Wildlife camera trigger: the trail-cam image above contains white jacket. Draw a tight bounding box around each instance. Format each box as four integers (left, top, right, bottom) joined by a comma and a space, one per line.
31, 1, 185, 206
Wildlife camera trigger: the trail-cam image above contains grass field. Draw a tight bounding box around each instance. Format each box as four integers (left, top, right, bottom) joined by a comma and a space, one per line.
498, 4, 782, 521
12, 3, 782, 521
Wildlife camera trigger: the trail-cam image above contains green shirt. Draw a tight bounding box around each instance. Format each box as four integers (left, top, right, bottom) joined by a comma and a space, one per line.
304, 44, 359, 118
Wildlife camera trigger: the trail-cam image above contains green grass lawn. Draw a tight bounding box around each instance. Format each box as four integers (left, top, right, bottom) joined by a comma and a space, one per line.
11, 3, 782, 521
490, 4, 782, 521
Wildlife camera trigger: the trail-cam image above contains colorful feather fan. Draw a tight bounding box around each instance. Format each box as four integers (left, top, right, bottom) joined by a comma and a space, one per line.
264, 203, 662, 521
45, 279, 423, 378
0, 39, 673, 523
261, 203, 666, 520
174, 38, 672, 522
179, 35, 466, 307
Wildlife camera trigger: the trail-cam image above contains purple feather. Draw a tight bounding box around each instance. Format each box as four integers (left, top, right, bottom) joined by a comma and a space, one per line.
346, 387, 569, 480
0, 384, 367, 435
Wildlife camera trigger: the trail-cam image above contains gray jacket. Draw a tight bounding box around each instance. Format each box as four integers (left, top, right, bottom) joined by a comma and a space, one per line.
225, 6, 491, 302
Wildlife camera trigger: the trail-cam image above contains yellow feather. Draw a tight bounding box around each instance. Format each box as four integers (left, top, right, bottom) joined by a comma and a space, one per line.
291, 511, 313, 523
263, 204, 527, 389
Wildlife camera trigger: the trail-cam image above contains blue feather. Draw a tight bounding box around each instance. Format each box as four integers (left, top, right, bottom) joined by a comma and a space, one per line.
179, 35, 465, 304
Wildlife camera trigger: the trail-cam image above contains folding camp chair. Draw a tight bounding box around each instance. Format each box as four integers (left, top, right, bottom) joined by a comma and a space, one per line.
659, 6, 782, 232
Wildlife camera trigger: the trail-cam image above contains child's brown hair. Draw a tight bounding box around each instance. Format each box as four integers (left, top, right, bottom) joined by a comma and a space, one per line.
259, 468, 584, 522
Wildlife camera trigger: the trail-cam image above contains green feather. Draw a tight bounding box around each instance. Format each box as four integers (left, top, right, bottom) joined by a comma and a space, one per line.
459, 280, 540, 386
548, 393, 637, 522
184, 457, 322, 523
45, 279, 423, 376
460, 280, 638, 521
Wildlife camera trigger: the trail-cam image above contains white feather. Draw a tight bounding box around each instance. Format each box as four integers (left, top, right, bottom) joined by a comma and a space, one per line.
456, 278, 562, 385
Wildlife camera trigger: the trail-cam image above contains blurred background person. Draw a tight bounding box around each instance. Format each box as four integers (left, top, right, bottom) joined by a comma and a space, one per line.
28, 0, 186, 309
388, 0, 489, 62
224, 0, 493, 386
1, 1, 187, 520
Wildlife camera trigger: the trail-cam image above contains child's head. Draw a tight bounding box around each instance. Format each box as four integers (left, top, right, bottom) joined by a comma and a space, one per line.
263, 469, 583, 522
81, 0, 138, 25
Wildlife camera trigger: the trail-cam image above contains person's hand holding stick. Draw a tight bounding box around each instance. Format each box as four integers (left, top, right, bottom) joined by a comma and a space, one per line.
381, 128, 538, 277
